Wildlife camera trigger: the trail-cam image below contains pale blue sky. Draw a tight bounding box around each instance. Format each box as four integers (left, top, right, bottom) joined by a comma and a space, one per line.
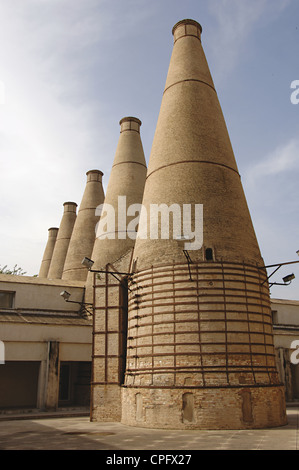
0, 0, 298, 299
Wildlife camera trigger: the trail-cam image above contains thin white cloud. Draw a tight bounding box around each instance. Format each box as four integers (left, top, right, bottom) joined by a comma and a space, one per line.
246, 137, 299, 184
0, 0, 156, 274
0, 2, 110, 274
243, 135, 299, 300
207, 0, 292, 79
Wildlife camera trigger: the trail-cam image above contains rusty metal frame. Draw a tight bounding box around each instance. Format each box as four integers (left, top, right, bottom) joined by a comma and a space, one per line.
92, 259, 280, 392
124, 260, 277, 388
92, 264, 130, 388
259, 259, 299, 287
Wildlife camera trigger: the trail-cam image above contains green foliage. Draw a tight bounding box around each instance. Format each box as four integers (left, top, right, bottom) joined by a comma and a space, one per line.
0, 264, 27, 275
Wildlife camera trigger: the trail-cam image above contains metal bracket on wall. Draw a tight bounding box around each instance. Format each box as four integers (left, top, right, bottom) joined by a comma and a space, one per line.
259, 259, 299, 287
183, 249, 193, 282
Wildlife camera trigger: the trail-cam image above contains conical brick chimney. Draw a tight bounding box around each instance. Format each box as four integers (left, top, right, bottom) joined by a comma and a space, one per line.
47, 201, 77, 279
62, 170, 105, 281
89, 117, 147, 422
38, 227, 59, 278
121, 20, 287, 430
89, 117, 147, 273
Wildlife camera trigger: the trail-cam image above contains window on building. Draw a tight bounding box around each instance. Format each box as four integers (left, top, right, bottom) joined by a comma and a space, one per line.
0, 291, 15, 308
272, 310, 278, 325
59, 363, 71, 402
205, 248, 213, 261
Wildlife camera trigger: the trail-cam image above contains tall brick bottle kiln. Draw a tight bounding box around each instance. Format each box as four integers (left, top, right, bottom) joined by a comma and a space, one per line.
47, 201, 77, 280
90, 117, 147, 421
62, 170, 105, 282
121, 20, 287, 429
38, 227, 59, 278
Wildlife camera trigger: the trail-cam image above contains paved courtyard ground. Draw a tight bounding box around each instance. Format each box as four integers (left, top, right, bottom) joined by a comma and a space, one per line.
0, 406, 298, 451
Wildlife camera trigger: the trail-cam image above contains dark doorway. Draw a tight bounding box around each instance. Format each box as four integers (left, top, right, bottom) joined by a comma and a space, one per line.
58, 362, 91, 406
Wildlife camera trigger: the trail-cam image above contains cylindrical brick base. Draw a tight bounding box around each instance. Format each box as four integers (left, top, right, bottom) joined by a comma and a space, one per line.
121, 385, 287, 430
91, 384, 122, 422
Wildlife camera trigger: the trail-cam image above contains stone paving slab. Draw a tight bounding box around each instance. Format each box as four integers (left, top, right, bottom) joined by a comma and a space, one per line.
0, 407, 298, 451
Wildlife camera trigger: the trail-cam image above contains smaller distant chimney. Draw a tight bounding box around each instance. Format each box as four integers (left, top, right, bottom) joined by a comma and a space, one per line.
47, 202, 77, 279
172, 18, 202, 41
119, 116, 142, 133
62, 170, 105, 282
38, 227, 59, 278
88, 116, 146, 275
